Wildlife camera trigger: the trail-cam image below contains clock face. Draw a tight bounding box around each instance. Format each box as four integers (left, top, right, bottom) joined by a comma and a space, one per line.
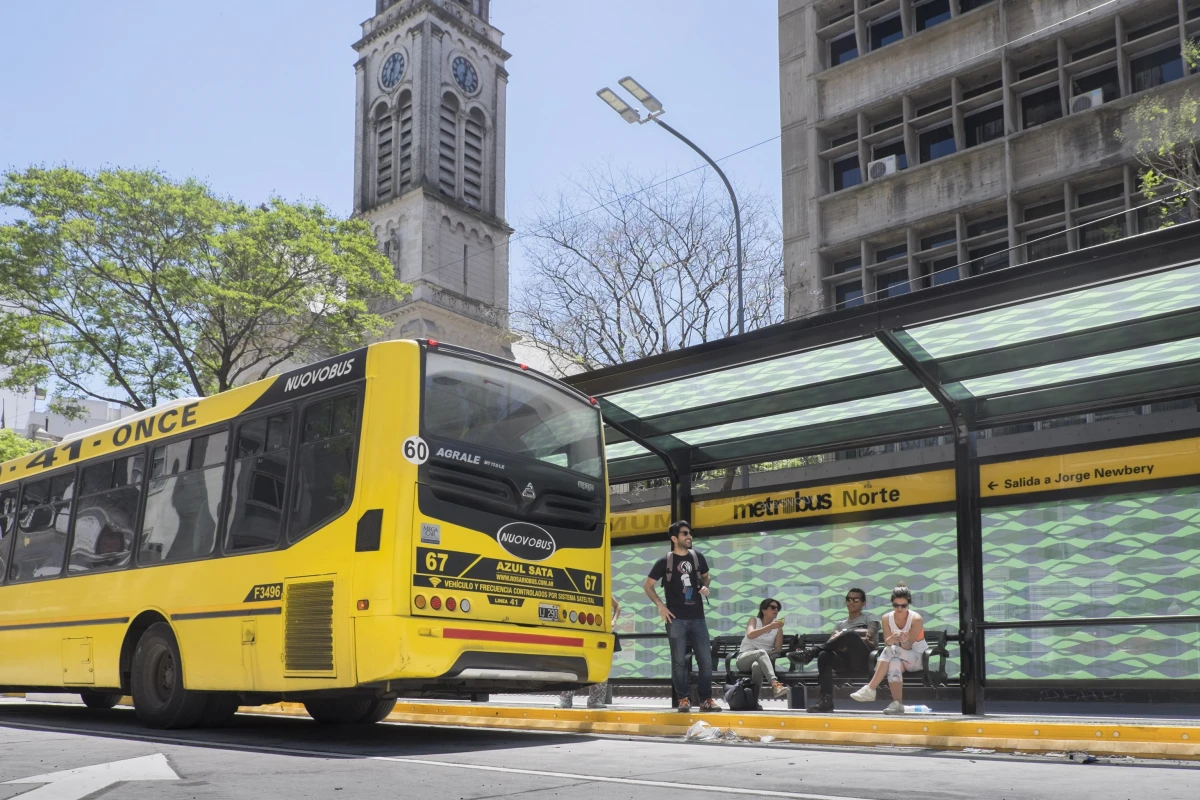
380, 52, 405, 90
452, 56, 479, 94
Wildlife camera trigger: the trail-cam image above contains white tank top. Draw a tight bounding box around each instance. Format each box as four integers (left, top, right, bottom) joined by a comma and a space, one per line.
885, 610, 928, 652
739, 618, 773, 654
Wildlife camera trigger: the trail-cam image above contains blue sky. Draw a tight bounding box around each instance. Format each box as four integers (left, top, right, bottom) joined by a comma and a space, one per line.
0, 1, 781, 275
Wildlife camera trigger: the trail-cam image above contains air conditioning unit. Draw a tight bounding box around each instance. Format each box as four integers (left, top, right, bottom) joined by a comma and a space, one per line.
1070, 88, 1105, 114
867, 154, 898, 181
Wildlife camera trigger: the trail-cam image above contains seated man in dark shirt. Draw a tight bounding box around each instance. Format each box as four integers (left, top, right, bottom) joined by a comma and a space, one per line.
800, 587, 880, 713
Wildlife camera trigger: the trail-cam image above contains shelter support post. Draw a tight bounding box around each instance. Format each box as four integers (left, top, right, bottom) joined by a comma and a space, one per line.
876, 330, 985, 715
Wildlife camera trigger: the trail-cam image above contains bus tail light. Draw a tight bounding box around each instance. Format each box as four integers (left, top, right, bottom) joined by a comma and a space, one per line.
431, 596, 442, 610
460, 599, 471, 613
585, 613, 594, 625
569, 611, 578, 623
445, 597, 457, 612
414, 595, 427, 609
357, 599, 370, 611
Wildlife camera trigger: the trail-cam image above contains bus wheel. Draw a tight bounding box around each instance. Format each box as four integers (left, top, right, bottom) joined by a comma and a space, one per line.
130, 622, 207, 729
79, 692, 121, 710
304, 697, 387, 725
358, 697, 397, 723
196, 693, 240, 727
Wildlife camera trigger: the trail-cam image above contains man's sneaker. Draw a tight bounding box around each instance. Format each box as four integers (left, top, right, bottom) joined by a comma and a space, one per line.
770, 681, 789, 700
556, 695, 573, 709
586, 701, 608, 709
850, 686, 877, 702
698, 698, 722, 712
806, 693, 835, 713
676, 697, 691, 712
884, 700, 905, 714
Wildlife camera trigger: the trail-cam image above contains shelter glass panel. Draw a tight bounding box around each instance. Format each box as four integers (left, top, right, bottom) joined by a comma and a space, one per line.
986, 623, 1200, 680
610, 512, 961, 680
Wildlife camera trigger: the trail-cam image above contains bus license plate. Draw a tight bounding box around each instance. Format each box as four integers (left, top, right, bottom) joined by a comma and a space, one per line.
538, 604, 559, 622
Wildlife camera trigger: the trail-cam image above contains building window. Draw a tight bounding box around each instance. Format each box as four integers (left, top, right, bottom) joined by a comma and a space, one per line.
920, 230, 956, 250
1072, 39, 1116, 61
965, 105, 1005, 147
968, 241, 1009, 275
227, 411, 293, 553
1079, 217, 1127, 248
833, 155, 862, 190
374, 106, 394, 203
1021, 86, 1062, 129
829, 131, 857, 147
1072, 66, 1119, 103
873, 115, 903, 132
1127, 17, 1180, 42
1023, 199, 1064, 221
917, 97, 952, 116
1138, 203, 1190, 232
915, 0, 951, 32
835, 280, 864, 309
872, 139, 908, 170
1077, 183, 1123, 208
919, 124, 956, 162
830, 32, 858, 67
140, 431, 228, 565
922, 256, 960, 286
876, 268, 912, 297
1018, 60, 1058, 81
1132, 46, 1185, 93
463, 108, 485, 210
869, 15, 904, 51
397, 91, 414, 193
875, 243, 908, 263
832, 256, 862, 274
438, 93, 460, 197
963, 79, 1002, 100
967, 215, 1007, 238
72, 455, 143, 574
289, 394, 359, 541
958, 0, 994, 11
1026, 228, 1068, 261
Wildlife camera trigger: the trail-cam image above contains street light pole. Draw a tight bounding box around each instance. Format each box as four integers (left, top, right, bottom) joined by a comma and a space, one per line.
597, 79, 745, 336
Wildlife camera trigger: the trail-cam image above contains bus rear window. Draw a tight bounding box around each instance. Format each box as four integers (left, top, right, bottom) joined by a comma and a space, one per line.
423, 352, 603, 479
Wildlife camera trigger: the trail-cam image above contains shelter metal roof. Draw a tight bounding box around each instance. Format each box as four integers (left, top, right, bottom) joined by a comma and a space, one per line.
567, 223, 1200, 482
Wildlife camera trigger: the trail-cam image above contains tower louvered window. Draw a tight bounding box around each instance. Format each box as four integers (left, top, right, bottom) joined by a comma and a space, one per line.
463, 109, 485, 210
375, 107, 394, 203
397, 91, 414, 193
439, 94, 459, 197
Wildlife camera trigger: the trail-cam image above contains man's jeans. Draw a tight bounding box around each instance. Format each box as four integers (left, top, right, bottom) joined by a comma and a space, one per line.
667, 618, 713, 701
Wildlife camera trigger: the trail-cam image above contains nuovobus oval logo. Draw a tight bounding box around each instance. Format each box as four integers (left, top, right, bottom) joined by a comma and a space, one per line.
496, 522, 556, 561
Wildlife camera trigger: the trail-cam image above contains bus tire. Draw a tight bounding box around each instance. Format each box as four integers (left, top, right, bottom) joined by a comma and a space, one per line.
79, 692, 121, 710
358, 697, 396, 723
196, 693, 240, 727
304, 697, 377, 725
130, 622, 207, 729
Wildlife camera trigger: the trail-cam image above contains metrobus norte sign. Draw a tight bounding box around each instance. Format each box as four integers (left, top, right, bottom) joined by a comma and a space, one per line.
608, 470, 955, 538
980, 436, 1200, 498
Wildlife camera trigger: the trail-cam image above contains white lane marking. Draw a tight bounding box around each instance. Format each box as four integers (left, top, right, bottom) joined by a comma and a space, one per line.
372, 755, 876, 800
3, 753, 179, 799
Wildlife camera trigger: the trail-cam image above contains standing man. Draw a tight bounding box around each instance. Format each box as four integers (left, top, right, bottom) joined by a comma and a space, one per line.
802, 587, 880, 713
643, 520, 722, 713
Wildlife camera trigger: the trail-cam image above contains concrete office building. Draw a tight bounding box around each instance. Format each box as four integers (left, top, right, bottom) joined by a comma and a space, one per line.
779, 0, 1200, 317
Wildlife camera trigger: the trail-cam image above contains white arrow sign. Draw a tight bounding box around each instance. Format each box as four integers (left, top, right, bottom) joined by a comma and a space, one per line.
3, 753, 179, 799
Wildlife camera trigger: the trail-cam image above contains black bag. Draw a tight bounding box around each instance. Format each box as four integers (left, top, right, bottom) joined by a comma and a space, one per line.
723, 677, 757, 711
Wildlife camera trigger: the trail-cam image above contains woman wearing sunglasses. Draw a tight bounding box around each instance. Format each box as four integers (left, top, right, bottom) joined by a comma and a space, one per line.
735, 598, 789, 701
849, 582, 927, 714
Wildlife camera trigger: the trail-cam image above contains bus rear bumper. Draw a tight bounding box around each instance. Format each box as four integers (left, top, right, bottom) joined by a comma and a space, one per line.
354, 615, 614, 693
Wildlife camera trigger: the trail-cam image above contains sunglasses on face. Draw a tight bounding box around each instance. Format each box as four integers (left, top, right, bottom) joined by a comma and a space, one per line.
892, 602, 909, 608
766, 604, 781, 611
846, 597, 863, 602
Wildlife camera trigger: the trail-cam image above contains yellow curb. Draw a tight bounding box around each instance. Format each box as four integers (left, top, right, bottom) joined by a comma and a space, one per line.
252, 701, 1200, 760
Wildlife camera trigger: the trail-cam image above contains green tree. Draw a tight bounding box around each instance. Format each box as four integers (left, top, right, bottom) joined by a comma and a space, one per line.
0, 168, 407, 415
0, 429, 42, 463
1117, 41, 1200, 229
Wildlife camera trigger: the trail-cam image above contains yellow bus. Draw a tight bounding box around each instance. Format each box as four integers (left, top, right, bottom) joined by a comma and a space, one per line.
0, 340, 611, 728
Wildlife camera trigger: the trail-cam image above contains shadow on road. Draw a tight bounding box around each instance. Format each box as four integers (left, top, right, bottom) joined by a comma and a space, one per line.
0, 702, 593, 760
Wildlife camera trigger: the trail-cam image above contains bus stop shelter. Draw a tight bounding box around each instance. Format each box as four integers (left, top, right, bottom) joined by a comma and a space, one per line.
568, 222, 1200, 715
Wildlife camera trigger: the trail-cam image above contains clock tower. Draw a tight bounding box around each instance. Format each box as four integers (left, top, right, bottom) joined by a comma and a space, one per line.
353, 0, 514, 357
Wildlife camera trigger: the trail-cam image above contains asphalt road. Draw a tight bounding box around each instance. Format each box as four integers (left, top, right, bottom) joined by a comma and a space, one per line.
0, 702, 1196, 800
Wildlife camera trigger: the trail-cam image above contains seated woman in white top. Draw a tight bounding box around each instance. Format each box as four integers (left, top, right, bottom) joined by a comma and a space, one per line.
735, 598, 789, 700
850, 583, 927, 714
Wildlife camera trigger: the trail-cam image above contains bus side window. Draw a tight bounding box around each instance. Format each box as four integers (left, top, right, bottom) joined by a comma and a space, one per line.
0, 488, 18, 585
70, 454, 143, 574
139, 430, 228, 565
288, 394, 358, 541
227, 411, 292, 552
9, 472, 76, 583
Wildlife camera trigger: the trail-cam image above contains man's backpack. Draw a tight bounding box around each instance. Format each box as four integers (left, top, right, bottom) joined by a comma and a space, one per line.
724, 677, 758, 711
662, 549, 701, 587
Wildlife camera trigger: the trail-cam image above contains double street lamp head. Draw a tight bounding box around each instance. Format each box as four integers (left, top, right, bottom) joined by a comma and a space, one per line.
597, 75, 663, 123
